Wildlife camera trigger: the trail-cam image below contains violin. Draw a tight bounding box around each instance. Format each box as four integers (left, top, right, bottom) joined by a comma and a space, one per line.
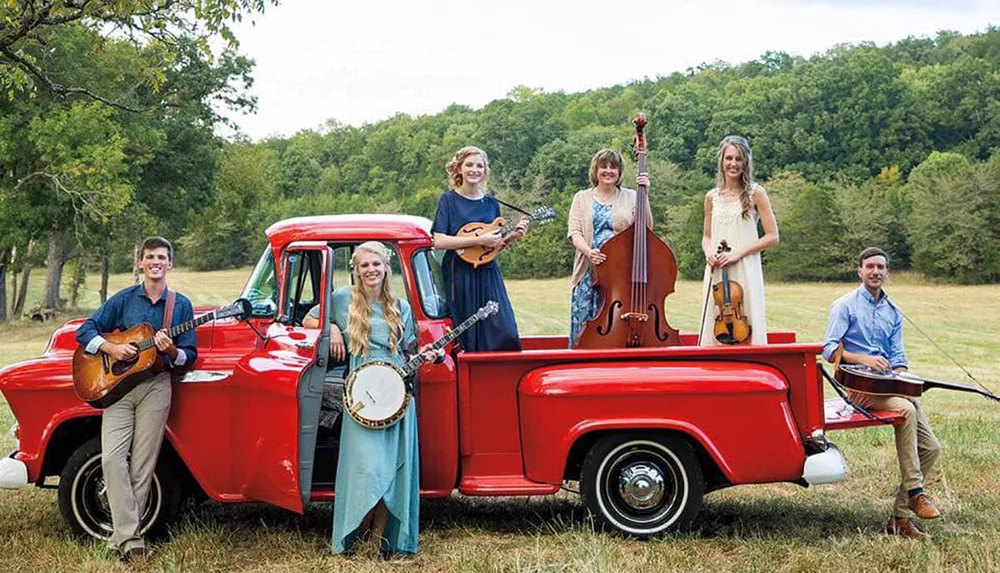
712, 239, 751, 344
575, 114, 680, 349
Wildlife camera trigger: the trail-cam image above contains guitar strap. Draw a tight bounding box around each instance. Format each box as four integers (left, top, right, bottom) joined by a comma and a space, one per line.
163, 288, 176, 332
161, 289, 184, 382
487, 192, 532, 216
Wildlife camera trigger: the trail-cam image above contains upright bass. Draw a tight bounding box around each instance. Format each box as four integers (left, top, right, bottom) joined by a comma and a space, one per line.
576, 114, 680, 349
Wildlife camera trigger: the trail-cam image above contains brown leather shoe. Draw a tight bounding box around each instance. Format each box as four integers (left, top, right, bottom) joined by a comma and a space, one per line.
908, 493, 941, 519
121, 546, 148, 565
886, 516, 931, 539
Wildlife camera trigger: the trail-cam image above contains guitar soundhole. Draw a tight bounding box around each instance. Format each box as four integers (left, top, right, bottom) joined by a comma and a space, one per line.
111, 356, 139, 376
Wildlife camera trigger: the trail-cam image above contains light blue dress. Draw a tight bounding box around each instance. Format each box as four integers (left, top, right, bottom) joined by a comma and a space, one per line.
329, 286, 420, 554
570, 201, 616, 346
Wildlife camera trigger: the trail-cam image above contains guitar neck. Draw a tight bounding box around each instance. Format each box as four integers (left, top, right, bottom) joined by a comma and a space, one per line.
401, 312, 487, 375
924, 379, 1000, 402
136, 312, 214, 351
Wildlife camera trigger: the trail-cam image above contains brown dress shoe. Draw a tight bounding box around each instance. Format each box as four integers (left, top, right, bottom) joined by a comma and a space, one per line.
121, 546, 148, 565
886, 516, 931, 539
908, 493, 941, 519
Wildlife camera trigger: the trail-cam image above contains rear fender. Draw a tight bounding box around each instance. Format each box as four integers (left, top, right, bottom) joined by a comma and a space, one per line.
518, 361, 807, 486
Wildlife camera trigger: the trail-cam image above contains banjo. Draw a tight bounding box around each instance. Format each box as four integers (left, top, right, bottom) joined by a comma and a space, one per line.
343, 301, 500, 429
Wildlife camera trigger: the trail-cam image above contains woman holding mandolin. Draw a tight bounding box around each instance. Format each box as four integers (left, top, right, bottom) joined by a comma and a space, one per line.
567, 149, 654, 348
697, 135, 779, 346
431, 146, 527, 351
304, 241, 441, 557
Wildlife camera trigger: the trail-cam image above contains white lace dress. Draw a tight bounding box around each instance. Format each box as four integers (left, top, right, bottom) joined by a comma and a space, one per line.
698, 185, 768, 345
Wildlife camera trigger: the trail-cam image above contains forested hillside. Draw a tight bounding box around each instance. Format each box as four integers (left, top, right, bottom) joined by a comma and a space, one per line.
3, 25, 1000, 321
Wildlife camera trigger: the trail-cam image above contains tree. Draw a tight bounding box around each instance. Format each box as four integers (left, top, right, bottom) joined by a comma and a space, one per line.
907, 152, 1000, 283
766, 185, 851, 281
180, 143, 279, 270
0, 0, 276, 110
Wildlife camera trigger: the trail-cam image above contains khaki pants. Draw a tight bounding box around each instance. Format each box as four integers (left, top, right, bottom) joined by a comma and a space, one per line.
848, 390, 941, 518
101, 372, 172, 551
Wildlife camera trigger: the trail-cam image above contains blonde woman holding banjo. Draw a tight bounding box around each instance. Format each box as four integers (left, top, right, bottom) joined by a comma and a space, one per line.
304, 241, 441, 557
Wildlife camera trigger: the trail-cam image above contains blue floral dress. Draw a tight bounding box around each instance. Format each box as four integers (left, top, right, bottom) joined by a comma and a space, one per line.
570, 200, 616, 346
431, 190, 522, 351
328, 286, 420, 554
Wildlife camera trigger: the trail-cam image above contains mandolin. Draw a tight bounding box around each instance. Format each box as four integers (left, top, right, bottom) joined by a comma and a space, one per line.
456, 205, 557, 268
72, 300, 249, 409
837, 363, 1000, 402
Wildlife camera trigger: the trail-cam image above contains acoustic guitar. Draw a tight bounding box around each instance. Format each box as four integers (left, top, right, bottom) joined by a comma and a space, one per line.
72, 300, 248, 409
456, 206, 557, 268
837, 363, 1000, 402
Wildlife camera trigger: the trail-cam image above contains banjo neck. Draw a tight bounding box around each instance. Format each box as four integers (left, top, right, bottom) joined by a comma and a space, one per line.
400, 305, 494, 377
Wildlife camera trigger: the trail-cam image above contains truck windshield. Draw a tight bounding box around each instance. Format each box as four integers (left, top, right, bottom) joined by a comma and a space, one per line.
240, 248, 278, 318
411, 249, 448, 319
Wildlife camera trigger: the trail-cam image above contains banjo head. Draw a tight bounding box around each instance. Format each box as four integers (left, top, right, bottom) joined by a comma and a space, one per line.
343, 361, 410, 429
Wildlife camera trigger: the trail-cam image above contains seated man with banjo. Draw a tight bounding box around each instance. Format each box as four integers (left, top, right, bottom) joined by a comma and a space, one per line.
302, 241, 442, 556
822, 247, 942, 539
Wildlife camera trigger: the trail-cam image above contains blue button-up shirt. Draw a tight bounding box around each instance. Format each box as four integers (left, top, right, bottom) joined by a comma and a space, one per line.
822, 285, 907, 369
75, 284, 198, 368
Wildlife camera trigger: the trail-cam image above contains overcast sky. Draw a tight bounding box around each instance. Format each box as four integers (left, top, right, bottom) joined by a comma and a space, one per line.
226, 0, 999, 140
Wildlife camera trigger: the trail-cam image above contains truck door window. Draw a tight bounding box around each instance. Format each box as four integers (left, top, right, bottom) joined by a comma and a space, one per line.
412, 249, 448, 319
282, 250, 321, 326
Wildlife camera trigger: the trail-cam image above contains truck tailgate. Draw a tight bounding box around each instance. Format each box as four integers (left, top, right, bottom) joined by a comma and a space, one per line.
824, 397, 904, 430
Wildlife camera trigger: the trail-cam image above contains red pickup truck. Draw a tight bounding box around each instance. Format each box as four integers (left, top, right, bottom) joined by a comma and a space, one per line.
0, 215, 890, 541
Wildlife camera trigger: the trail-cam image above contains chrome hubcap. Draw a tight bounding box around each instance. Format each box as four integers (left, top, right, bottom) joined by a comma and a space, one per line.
617, 462, 665, 510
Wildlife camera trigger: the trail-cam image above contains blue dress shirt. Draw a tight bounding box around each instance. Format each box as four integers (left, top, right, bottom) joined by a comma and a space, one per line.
75, 284, 198, 368
822, 285, 907, 369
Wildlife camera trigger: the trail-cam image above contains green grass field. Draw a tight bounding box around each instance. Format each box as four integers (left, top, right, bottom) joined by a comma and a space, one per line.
1, 269, 998, 572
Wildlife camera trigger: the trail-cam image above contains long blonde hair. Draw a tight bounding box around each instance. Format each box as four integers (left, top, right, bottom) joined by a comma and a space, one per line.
445, 146, 490, 189
346, 241, 404, 358
715, 135, 755, 220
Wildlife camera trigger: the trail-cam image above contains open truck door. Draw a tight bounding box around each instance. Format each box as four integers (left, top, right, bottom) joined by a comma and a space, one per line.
228, 241, 332, 512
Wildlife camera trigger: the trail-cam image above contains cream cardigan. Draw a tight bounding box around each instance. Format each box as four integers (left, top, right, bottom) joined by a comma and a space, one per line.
566, 186, 642, 287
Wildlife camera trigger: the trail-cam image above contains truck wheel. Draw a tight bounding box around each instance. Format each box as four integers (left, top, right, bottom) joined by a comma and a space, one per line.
580, 433, 704, 538
57, 437, 183, 541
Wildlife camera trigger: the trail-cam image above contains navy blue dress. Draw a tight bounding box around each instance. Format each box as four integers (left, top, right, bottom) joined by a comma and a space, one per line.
431, 190, 521, 351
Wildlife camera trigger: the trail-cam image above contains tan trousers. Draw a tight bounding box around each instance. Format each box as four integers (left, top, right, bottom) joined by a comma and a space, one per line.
101, 372, 172, 551
848, 390, 941, 517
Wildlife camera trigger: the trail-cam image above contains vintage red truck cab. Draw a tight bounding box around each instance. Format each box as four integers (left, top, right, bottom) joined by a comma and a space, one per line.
0, 214, 889, 540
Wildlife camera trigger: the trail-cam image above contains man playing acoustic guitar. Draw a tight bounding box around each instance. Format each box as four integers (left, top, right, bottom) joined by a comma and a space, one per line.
74, 237, 197, 562
822, 247, 941, 539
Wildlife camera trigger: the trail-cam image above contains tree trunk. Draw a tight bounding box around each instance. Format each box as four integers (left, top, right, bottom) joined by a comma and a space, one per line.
43, 232, 68, 309
0, 248, 8, 323
69, 256, 86, 309
13, 239, 37, 318
100, 255, 110, 304
10, 271, 16, 320
132, 242, 141, 284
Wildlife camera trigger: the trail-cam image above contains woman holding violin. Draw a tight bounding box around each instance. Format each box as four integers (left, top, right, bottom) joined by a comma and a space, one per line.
567, 149, 653, 348
697, 135, 779, 346
431, 146, 527, 351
